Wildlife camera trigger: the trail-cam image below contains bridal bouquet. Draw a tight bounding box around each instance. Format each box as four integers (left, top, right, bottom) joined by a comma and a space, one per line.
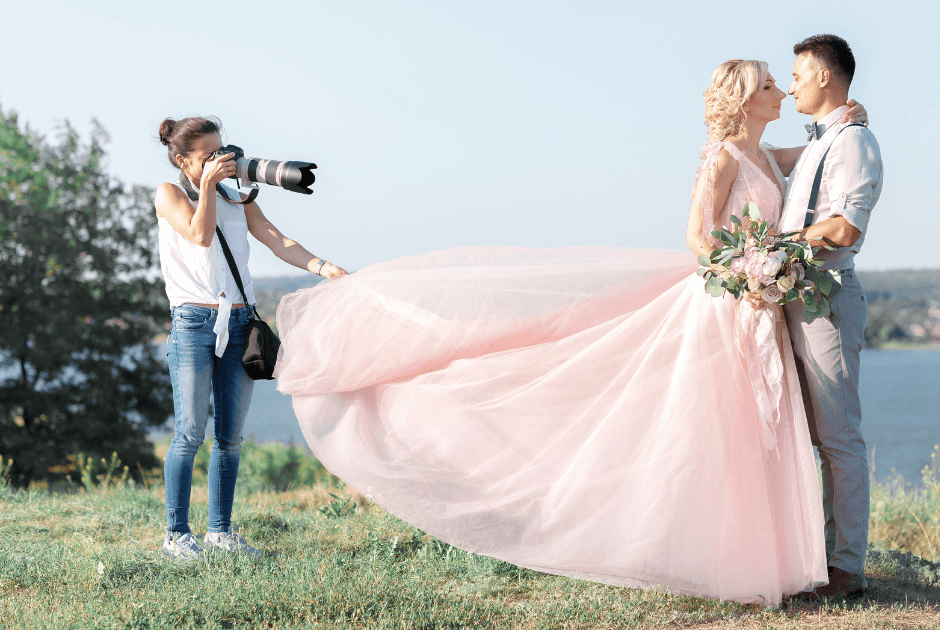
697, 203, 841, 323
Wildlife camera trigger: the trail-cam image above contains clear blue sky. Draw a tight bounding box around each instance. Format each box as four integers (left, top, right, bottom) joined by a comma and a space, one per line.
3, 1, 936, 276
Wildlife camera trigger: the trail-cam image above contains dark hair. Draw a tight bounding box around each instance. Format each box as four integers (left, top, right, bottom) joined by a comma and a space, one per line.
793, 34, 855, 86
158, 116, 222, 169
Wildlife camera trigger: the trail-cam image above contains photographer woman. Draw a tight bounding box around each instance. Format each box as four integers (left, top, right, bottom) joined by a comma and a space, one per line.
155, 116, 346, 559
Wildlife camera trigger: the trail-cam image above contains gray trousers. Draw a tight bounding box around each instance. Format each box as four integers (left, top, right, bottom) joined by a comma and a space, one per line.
783, 270, 869, 578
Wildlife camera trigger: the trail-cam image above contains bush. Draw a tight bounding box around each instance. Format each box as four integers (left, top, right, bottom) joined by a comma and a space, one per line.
186, 439, 333, 493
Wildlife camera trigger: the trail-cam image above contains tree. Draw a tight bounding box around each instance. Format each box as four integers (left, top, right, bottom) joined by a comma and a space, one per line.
0, 106, 173, 487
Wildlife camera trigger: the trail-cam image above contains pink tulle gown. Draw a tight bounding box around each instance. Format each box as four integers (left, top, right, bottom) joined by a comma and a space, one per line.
274, 141, 827, 606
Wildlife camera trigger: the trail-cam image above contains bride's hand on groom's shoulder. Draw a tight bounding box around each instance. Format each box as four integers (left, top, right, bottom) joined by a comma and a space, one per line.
841, 99, 868, 127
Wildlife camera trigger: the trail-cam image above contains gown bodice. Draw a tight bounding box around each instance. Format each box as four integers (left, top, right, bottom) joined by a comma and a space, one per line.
698, 141, 786, 247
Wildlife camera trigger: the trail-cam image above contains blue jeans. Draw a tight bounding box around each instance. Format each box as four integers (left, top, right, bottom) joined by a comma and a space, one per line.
164, 304, 254, 534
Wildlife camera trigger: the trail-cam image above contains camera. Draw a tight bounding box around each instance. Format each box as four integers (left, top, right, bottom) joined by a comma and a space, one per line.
206, 144, 316, 195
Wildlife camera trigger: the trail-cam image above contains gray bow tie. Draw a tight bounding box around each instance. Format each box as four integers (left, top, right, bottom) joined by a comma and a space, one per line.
805, 122, 820, 142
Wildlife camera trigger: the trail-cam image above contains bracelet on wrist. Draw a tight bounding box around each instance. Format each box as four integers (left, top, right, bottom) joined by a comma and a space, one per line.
315, 259, 327, 276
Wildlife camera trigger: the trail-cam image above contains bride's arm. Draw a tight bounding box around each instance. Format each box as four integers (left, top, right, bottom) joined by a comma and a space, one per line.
686, 149, 737, 258
768, 146, 806, 177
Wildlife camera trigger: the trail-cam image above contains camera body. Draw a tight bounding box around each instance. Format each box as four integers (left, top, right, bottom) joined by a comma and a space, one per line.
206, 144, 316, 195
207, 144, 245, 163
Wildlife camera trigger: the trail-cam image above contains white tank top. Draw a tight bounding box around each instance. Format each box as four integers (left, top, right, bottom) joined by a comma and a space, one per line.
158, 181, 256, 356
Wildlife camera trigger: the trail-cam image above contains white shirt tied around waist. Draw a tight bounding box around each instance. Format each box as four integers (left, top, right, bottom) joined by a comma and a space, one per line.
158, 181, 256, 357
780, 105, 883, 271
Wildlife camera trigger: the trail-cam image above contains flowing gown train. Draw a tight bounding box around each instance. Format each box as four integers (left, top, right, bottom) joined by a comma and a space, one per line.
274, 142, 827, 606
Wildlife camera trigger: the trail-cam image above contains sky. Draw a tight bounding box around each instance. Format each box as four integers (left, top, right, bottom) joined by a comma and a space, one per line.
2, 0, 937, 277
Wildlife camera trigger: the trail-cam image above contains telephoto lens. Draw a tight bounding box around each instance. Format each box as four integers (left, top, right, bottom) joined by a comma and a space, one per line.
212, 145, 317, 195
235, 156, 317, 195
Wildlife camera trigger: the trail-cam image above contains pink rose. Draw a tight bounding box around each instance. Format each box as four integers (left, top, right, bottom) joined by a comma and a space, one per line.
744, 247, 761, 264
730, 257, 746, 274
777, 275, 796, 291
791, 263, 806, 281
760, 274, 776, 286
761, 284, 783, 303
747, 261, 764, 277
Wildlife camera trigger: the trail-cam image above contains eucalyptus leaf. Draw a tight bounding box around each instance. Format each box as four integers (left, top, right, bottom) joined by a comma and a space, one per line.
698, 254, 711, 267
828, 278, 842, 299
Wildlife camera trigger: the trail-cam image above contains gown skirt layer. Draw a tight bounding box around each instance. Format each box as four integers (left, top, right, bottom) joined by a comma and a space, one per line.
274, 243, 827, 606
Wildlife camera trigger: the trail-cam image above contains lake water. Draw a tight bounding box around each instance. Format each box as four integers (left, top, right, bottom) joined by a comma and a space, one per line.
174, 349, 939, 485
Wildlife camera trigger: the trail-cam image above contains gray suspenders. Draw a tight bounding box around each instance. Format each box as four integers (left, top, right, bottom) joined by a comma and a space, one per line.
803, 123, 865, 228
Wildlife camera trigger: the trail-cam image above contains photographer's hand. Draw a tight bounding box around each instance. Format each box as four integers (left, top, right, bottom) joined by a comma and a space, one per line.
202, 152, 236, 189
317, 262, 348, 279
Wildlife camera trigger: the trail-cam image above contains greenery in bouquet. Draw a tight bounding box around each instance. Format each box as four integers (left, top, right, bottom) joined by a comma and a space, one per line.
697, 203, 842, 324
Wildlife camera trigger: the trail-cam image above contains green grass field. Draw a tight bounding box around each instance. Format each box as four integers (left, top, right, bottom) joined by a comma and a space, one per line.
1, 442, 938, 629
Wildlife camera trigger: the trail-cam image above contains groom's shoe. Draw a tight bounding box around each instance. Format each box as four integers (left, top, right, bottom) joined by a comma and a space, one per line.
814, 566, 868, 600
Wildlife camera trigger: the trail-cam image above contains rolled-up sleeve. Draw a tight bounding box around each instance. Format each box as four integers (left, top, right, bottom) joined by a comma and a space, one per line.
823, 128, 883, 233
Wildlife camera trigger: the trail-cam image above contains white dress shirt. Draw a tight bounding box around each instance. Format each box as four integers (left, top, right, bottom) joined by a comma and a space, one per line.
780, 105, 883, 271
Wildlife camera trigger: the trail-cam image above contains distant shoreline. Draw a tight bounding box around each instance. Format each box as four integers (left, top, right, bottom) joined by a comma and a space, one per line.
869, 342, 940, 351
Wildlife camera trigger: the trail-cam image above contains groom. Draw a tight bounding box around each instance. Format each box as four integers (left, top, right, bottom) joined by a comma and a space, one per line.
779, 34, 883, 599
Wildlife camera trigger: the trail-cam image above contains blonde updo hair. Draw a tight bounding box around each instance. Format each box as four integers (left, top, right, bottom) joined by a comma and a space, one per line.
703, 59, 768, 142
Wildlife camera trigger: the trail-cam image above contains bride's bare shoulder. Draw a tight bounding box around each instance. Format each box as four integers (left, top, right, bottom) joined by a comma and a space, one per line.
714, 148, 739, 180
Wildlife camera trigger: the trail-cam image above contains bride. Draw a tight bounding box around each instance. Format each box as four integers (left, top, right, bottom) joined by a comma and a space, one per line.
273, 60, 866, 606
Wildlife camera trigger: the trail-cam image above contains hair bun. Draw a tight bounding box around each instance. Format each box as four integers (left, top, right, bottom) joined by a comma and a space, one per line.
158, 118, 176, 146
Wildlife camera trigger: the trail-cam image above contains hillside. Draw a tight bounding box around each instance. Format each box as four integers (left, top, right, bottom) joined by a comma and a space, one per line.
253, 268, 940, 347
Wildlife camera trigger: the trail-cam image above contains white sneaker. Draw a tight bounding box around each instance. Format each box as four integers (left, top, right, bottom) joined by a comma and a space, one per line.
203, 526, 262, 559
162, 531, 204, 561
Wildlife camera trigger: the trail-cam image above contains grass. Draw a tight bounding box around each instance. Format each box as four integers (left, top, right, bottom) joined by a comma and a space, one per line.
1, 444, 939, 629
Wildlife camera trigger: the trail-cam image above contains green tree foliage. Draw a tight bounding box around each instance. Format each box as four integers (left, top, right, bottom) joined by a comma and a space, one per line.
0, 107, 172, 486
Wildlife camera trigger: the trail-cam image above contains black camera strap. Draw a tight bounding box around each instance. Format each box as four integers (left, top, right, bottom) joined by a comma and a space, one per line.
177, 172, 259, 205
214, 226, 260, 322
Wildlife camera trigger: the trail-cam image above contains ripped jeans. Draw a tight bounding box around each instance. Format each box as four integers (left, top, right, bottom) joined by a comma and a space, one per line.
164, 304, 254, 534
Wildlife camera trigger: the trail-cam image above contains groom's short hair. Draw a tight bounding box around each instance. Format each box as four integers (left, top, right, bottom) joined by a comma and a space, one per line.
794, 34, 855, 86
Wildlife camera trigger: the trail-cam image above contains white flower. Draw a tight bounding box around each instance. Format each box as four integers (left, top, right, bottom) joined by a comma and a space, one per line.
762, 258, 783, 277
777, 275, 796, 291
